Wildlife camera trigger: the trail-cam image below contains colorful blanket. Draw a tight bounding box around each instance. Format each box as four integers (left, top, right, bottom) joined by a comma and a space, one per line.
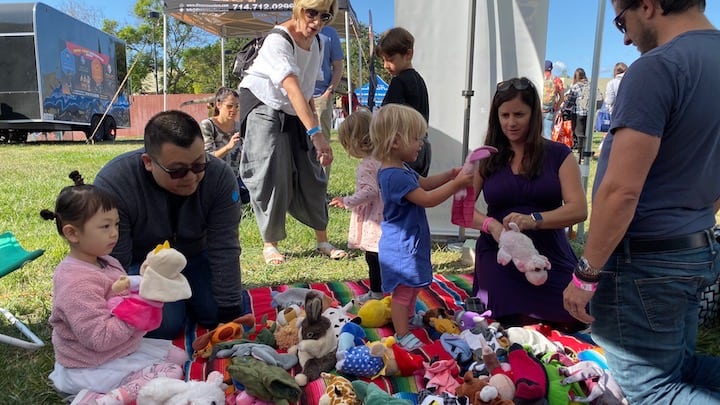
173, 273, 603, 404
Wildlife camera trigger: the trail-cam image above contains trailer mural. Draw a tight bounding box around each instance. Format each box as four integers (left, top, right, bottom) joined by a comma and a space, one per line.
0, 2, 130, 143
36, 13, 130, 128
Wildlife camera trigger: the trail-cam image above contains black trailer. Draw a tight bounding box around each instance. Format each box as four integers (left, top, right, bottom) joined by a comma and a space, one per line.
0, 2, 130, 142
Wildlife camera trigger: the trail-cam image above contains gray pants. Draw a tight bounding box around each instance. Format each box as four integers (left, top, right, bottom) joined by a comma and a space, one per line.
239, 104, 329, 242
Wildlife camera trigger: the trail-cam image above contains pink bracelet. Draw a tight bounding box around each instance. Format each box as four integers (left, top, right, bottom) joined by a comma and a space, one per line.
572, 273, 598, 292
482, 217, 494, 234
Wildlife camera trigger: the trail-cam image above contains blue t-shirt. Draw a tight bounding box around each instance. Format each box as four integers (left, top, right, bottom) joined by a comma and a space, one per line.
594, 30, 720, 237
377, 164, 432, 292
313, 26, 343, 96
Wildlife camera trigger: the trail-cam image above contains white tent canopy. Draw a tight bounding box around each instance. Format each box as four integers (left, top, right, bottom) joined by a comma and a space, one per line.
395, 0, 551, 237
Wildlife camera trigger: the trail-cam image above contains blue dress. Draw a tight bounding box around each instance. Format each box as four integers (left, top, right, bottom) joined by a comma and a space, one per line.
378, 164, 432, 293
473, 141, 577, 324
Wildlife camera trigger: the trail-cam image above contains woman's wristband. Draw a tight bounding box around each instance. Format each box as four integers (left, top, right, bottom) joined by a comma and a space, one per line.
482, 217, 494, 234
306, 126, 321, 137
572, 273, 598, 292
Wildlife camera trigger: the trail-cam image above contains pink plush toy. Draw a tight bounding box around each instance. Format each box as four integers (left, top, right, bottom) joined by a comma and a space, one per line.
497, 223, 550, 286
451, 146, 498, 227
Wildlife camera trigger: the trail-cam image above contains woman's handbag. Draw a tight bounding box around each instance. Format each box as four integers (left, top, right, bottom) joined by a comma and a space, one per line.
552, 113, 574, 148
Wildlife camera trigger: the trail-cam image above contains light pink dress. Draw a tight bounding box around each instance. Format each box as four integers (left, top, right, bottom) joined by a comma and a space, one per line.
343, 157, 383, 252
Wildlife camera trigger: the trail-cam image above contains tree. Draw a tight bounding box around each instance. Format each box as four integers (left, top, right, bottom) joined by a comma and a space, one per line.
343, 22, 389, 92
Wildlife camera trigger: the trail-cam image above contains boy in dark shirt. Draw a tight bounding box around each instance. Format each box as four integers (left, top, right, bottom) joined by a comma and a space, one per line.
376, 27, 431, 177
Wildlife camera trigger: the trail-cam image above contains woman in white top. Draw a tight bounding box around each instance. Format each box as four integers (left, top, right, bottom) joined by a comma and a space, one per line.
238, 0, 346, 265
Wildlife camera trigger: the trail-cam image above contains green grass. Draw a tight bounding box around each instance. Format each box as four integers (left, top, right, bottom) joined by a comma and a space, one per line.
0, 136, 718, 403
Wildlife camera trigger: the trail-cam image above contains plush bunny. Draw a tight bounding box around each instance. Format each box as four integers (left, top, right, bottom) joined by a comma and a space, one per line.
136, 370, 226, 405
497, 222, 550, 286
289, 290, 338, 386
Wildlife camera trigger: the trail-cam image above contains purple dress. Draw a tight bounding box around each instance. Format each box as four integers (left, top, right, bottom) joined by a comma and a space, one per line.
473, 141, 577, 324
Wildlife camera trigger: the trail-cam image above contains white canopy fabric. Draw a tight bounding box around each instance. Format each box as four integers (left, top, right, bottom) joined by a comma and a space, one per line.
395, 0, 551, 237
163, 0, 360, 39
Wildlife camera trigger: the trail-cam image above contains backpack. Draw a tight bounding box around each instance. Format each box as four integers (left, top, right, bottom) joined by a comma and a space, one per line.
232, 28, 292, 80
232, 28, 320, 80
542, 77, 557, 112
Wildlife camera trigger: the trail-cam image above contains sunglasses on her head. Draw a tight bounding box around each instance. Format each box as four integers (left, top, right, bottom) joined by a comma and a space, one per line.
305, 8, 333, 23
496, 78, 535, 93
152, 156, 209, 179
613, 3, 634, 34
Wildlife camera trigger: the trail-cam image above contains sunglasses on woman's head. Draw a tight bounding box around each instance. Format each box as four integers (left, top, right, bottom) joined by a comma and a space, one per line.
496, 78, 534, 93
305, 8, 333, 22
152, 157, 209, 179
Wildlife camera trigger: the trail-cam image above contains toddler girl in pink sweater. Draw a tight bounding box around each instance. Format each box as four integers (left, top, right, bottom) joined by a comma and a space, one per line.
44, 171, 187, 405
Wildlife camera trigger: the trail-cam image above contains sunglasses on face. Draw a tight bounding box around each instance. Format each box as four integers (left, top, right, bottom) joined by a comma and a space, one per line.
613, 3, 634, 34
305, 8, 333, 23
496, 78, 535, 93
152, 157, 209, 179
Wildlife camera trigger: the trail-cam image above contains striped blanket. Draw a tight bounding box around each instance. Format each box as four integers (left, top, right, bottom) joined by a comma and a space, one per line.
173, 273, 597, 404
173, 273, 474, 402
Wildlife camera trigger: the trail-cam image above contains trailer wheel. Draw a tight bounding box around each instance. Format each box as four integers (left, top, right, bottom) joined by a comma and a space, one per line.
103, 116, 117, 142
86, 115, 103, 142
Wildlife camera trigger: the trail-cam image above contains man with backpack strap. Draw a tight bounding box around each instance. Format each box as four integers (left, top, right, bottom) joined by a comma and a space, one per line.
541, 60, 564, 140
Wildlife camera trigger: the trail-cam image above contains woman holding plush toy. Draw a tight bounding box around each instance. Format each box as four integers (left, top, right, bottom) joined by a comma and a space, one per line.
42, 172, 187, 405
470, 77, 588, 333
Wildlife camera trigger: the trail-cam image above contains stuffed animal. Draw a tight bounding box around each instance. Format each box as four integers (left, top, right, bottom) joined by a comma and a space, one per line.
229, 391, 274, 405
323, 299, 355, 339
351, 380, 413, 405
497, 222, 550, 286
455, 371, 515, 405
318, 372, 360, 405
192, 313, 256, 358
422, 308, 460, 335
271, 288, 337, 311
356, 296, 392, 328
136, 370, 226, 405
289, 290, 338, 386
276, 304, 302, 326
108, 241, 192, 331
274, 319, 300, 351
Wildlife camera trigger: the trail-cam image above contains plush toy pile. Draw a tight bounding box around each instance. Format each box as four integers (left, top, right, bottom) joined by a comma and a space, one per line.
166, 279, 628, 405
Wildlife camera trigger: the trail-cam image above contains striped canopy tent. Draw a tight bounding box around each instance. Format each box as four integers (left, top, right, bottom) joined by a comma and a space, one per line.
164, 0, 360, 39
164, 0, 362, 102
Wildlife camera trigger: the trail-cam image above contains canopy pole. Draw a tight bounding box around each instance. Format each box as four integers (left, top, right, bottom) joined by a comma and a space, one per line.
577, 0, 606, 240
459, 0, 477, 240
344, 11, 353, 113
163, 13, 167, 111
221, 37, 226, 87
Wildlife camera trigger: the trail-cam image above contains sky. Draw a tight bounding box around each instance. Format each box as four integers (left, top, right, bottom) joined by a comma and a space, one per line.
6, 0, 719, 79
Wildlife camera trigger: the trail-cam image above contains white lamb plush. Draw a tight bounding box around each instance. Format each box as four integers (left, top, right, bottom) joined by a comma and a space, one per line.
136, 370, 226, 405
497, 222, 550, 286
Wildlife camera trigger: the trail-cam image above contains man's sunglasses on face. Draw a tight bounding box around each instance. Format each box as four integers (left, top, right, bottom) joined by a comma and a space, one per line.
152, 157, 208, 179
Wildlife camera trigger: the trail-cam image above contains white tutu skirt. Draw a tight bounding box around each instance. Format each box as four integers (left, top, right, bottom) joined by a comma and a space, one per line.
50, 338, 176, 394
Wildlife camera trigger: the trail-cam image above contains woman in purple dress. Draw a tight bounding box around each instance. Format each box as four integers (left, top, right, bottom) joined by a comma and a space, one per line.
472, 77, 588, 332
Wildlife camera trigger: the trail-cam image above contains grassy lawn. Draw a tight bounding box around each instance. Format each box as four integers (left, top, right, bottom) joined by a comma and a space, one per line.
0, 135, 718, 403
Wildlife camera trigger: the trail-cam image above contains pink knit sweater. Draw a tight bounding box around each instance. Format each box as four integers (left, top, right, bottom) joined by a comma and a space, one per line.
344, 157, 383, 252
49, 255, 145, 368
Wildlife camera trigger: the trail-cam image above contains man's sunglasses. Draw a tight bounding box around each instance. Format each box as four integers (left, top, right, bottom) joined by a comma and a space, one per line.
613, 3, 634, 34
496, 78, 535, 93
305, 8, 333, 23
152, 157, 208, 179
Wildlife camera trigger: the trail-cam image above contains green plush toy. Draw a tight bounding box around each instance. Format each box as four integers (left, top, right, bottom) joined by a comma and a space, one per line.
351, 380, 412, 405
